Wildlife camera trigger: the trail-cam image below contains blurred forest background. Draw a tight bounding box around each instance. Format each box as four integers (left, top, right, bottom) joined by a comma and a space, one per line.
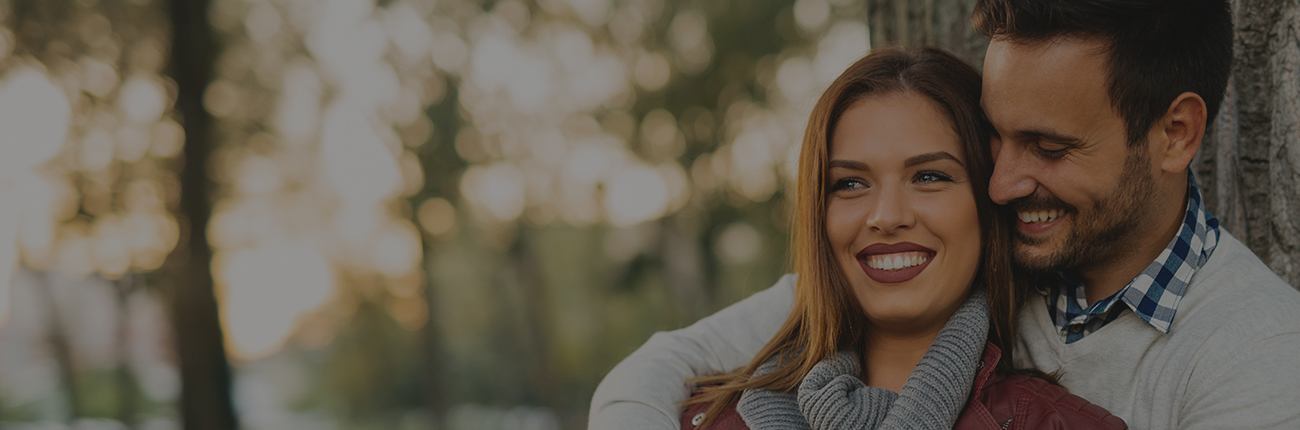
0, 0, 1295, 429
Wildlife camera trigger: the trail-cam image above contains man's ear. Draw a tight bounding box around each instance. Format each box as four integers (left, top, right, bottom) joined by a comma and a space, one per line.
1154, 92, 1207, 173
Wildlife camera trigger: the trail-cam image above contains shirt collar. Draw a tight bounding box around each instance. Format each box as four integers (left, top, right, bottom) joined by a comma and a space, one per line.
1046, 173, 1220, 335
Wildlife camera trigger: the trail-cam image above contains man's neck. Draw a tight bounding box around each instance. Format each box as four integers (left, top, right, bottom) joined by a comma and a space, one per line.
1079, 185, 1189, 304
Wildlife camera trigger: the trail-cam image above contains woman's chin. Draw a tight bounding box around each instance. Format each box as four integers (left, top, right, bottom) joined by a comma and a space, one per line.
861, 306, 934, 331
858, 292, 959, 329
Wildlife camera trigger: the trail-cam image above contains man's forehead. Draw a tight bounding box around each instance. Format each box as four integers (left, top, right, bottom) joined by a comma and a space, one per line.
986, 35, 1110, 61
983, 37, 1110, 86
981, 37, 1114, 131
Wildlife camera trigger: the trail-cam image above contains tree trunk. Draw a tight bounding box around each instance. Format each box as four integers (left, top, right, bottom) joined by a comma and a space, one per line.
409, 203, 446, 423
34, 273, 81, 422
413, 78, 464, 424
165, 0, 240, 428
866, 0, 988, 66
505, 232, 556, 406
1197, 0, 1300, 288
113, 276, 139, 427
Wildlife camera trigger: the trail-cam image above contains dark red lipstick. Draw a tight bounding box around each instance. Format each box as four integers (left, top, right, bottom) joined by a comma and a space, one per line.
856, 242, 936, 284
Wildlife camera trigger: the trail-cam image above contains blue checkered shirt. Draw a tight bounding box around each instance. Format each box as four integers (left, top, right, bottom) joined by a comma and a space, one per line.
1044, 175, 1221, 343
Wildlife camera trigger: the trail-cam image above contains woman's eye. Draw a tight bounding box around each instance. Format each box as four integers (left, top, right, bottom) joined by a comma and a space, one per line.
915, 171, 953, 184
831, 178, 868, 192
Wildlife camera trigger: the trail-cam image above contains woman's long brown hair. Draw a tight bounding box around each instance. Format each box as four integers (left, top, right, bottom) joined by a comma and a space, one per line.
684, 47, 1025, 427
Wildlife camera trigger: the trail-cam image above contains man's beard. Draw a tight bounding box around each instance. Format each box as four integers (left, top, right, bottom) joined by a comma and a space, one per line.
1010, 148, 1155, 273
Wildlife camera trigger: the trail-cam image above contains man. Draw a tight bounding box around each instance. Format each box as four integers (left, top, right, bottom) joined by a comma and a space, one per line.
589, 0, 1300, 429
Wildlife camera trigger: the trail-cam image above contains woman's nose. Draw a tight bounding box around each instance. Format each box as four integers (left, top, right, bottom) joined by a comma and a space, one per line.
865, 185, 914, 234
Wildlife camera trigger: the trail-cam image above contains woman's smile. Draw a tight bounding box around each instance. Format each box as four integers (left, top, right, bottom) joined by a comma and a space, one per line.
856, 242, 935, 283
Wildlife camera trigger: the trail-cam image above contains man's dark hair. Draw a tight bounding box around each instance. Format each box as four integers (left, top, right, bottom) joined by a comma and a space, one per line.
973, 0, 1234, 146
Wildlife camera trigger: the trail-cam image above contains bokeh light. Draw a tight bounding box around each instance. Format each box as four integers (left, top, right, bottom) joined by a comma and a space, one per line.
0, 0, 882, 427
0, 66, 72, 172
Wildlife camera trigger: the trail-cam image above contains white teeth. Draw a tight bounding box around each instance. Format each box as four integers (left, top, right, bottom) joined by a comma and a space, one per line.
866, 251, 930, 271
1017, 209, 1064, 224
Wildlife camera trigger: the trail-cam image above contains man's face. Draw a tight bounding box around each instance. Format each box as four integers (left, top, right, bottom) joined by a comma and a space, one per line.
981, 37, 1158, 272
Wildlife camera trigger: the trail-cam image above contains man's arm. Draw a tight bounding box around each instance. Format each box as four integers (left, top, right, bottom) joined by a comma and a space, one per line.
1178, 331, 1300, 429
588, 274, 797, 430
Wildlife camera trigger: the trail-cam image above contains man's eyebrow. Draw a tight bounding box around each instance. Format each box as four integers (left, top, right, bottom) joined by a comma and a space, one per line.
1015, 129, 1084, 147
903, 151, 964, 168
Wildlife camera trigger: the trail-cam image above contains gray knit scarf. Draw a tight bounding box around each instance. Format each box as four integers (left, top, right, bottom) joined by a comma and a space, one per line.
736, 289, 989, 430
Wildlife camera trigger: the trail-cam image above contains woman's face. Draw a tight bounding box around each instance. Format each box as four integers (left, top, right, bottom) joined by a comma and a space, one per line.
825, 91, 982, 334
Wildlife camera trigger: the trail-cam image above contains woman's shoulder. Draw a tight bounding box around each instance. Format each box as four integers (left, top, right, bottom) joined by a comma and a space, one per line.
681, 393, 748, 430
983, 373, 1127, 430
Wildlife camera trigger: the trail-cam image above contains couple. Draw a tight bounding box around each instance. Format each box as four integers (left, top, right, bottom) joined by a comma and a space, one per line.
592, 0, 1300, 429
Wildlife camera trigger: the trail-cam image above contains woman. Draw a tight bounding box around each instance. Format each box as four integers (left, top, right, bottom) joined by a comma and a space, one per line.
680, 48, 1125, 429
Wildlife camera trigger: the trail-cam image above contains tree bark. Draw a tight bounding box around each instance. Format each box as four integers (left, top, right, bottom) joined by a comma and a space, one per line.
866, 0, 988, 66
1197, 0, 1300, 288
165, 0, 240, 428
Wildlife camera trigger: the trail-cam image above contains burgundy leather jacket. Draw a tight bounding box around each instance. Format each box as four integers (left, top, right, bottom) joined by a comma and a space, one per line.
681, 343, 1126, 430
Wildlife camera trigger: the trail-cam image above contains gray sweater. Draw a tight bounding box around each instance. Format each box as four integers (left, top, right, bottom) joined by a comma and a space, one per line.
737, 290, 989, 429
1012, 231, 1300, 429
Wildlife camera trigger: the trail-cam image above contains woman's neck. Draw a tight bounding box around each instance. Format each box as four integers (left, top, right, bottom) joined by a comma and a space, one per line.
862, 327, 943, 392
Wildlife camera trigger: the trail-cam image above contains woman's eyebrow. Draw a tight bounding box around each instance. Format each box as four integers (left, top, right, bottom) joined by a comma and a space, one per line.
903, 151, 964, 168
828, 159, 870, 171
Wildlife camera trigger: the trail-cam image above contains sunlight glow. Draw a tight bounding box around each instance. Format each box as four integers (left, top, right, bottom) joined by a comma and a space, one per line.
233, 155, 284, 196
370, 220, 422, 279
417, 198, 457, 237
639, 109, 683, 160
320, 101, 403, 203
78, 128, 115, 171
718, 222, 762, 264
728, 125, 781, 202
92, 214, 132, 279
460, 163, 527, 223
0, 66, 73, 172
430, 21, 469, 74
633, 51, 670, 91
814, 21, 870, 85
469, 32, 553, 115
150, 118, 185, 158
79, 57, 120, 98
217, 242, 336, 360
776, 56, 814, 105
14, 173, 76, 270
209, 199, 280, 251
794, 0, 831, 33
274, 60, 322, 143
123, 210, 178, 272
667, 10, 713, 74
384, 4, 434, 64
603, 163, 669, 227
566, 0, 611, 27
118, 75, 169, 124
54, 221, 95, 278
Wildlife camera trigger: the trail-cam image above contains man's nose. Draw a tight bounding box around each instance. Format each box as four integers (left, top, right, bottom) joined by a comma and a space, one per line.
988, 141, 1037, 205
